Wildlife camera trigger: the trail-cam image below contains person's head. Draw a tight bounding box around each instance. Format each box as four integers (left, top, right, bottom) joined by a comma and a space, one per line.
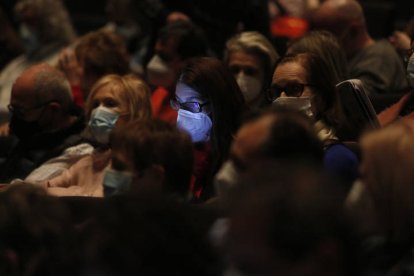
0, 184, 75, 275
75, 30, 130, 97
14, 0, 76, 55
8, 63, 75, 139
224, 161, 358, 276
311, 0, 369, 58
270, 53, 344, 131
146, 21, 209, 89
85, 74, 152, 145
173, 57, 245, 174
360, 121, 414, 242
215, 107, 324, 196
106, 119, 193, 199
287, 30, 348, 83
224, 31, 279, 107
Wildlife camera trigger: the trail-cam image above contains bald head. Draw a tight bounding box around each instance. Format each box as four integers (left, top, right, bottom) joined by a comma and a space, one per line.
12, 64, 73, 111
312, 0, 365, 35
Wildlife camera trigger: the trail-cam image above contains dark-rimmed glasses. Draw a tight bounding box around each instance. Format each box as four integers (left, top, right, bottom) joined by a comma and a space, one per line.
170, 98, 209, 113
268, 82, 313, 100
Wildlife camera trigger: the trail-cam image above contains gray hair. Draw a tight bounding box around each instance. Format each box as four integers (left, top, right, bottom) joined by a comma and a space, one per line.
15, 0, 76, 45
224, 31, 279, 83
33, 70, 73, 111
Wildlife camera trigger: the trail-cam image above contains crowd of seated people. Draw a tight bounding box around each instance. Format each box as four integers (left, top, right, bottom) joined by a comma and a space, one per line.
0, 0, 414, 274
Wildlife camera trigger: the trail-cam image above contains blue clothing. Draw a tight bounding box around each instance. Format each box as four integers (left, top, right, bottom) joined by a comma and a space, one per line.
324, 143, 359, 189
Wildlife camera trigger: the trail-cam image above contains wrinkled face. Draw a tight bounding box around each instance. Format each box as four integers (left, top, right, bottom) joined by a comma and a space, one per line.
228, 50, 265, 83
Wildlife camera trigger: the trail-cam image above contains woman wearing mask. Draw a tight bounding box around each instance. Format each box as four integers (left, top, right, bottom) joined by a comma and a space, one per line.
270, 53, 359, 189
224, 31, 279, 110
171, 57, 245, 201
43, 74, 151, 197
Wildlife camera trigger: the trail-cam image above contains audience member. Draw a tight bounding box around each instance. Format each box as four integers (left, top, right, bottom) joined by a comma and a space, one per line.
0, 0, 76, 118
270, 53, 359, 187
104, 118, 193, 200
0, 184, 77, 275
44, 74, 151, 197
347, 121, 414, 275
222, 161, 359, 276
215, 107, 324, 197
58, 30, 130, 107
224, 31, 279, 109
0, 64, 84, 183
79, 194, 222, 275
171, 57, 245, 200
311, 0, 409, 112
147, 21, 209, 123
287, 30, 348, 84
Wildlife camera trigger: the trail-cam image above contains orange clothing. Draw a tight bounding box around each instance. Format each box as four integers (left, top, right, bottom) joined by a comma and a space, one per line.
151, 87, 177, 124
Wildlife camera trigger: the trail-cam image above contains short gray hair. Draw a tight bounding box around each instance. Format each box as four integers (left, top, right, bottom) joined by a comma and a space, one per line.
33, 70, 73, 111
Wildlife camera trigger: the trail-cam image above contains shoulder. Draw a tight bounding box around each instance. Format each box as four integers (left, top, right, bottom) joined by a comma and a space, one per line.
324, 143, 359, 163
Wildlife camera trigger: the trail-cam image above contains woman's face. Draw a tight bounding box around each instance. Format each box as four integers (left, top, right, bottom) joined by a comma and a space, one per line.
271, 61, 314, 99
228, 51, 265, 104
90, 84, 129, 125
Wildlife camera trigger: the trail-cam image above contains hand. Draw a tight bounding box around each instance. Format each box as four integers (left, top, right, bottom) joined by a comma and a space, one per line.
377, 94, 409, 127
57, 48, 83, 86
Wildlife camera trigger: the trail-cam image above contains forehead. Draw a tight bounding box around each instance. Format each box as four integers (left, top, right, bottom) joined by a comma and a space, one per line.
272, 61, 307, 84
175, 82, 203, 102
93, 83, 122, 99
228, 50, 262, 68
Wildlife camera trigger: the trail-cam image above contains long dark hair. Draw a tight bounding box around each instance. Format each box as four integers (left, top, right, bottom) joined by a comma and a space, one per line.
179, 57, 246, 186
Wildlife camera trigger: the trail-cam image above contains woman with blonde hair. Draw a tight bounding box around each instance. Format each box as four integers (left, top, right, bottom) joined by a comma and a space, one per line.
31, 74, 151, 197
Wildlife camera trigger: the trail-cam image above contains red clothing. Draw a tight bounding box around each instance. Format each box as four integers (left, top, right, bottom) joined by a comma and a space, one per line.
190, 143, 212, 200
71, 85, 85, 108
151, 87, 177, 124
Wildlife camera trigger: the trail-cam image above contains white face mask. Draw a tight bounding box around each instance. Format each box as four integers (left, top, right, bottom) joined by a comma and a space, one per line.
272, 96, 313, 118
214, 160, 240, 196
146, 54, 175, 88
236, 73, 262, 103
407, 57, 414, 88
177, 109, 212, 143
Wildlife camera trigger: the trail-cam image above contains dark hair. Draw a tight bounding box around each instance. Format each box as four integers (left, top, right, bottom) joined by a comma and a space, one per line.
257, 107, 324, 164
275, 53, 344, 131
287, 30, 348, 84
158, 21, 209, 59
75, 30, 130, 79
110, 119, 194, 197
226, 161, 359, 275
179, 57, 246, 182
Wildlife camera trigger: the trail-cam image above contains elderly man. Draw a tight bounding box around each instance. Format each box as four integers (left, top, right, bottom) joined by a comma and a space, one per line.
311, 0, 409, 112
0, 64, 85, 183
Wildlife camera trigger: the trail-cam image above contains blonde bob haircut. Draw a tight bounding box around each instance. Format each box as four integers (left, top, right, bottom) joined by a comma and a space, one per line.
85, 74, 152, 121
360, 120, 414, 242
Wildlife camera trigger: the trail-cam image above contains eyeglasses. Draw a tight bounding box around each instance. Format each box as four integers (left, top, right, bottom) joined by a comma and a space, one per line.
170, 98, 209, 113
268, 82, 313, 100
7, 101, 51, 117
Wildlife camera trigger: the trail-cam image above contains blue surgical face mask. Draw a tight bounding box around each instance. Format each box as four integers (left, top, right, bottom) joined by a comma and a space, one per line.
407, 58, 414, 88
177, 109, 212, 143
89, 106, 119, 145
103, 169, 133, 197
